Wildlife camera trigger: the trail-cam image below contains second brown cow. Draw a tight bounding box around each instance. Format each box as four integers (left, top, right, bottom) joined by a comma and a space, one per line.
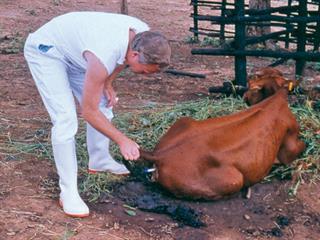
140, 85, 305, 200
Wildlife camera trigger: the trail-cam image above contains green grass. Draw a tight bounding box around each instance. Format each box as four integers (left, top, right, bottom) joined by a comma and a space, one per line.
200, 36, 221, 47
0, 32, 25, 54
1, 96, 319, 201
183, 35, 199, 44
306, 62, 320, 72
59, 224, 77, 240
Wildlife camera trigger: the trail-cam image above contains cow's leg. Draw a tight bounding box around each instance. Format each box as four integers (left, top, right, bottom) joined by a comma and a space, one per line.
278, 132, 305, 165
204, 166, 244, 200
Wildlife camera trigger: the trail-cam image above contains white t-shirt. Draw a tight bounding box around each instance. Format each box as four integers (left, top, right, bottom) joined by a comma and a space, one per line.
33, 12, 149, 74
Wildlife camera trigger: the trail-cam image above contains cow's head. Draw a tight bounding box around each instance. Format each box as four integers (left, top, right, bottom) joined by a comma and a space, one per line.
243, 68, 297, 105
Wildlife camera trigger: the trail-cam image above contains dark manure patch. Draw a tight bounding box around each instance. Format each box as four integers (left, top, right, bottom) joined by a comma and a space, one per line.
109, 162, 206, 228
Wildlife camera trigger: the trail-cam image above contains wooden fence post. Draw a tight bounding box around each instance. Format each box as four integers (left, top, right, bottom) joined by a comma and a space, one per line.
296, 0, 307, 77
285, 0, 292, 49
234, 0, 247, 86
121, 0, 128, 15
220, 0, 227, 43
193, 0, 199, 41
314, 3, 320, 51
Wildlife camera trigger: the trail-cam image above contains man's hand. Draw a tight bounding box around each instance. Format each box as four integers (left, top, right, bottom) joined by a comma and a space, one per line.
103, 64, 126, 107
104, 83, 118, 107
118, 137, 140, 160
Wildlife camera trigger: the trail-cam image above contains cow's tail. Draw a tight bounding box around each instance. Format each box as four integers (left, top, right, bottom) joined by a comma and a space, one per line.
139, 149, 158, 163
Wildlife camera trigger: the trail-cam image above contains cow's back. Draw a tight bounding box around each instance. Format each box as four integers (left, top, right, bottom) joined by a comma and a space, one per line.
143, 89, 297, 199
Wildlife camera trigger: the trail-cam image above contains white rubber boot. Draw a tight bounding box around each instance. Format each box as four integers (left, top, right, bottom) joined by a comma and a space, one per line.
53, 140, 89, 217
87, 123, 130, 176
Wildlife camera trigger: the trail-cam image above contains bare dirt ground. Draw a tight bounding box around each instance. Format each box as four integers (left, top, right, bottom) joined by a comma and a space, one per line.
0, 0, 319, 239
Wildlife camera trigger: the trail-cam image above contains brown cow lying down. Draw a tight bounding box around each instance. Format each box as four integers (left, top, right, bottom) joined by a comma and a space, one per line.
140, 88, 305, 200
244, 67, 298, 105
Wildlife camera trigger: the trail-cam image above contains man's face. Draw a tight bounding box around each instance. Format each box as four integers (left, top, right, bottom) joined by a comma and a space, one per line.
129, 61, 160, 74
126, 50, 160, 74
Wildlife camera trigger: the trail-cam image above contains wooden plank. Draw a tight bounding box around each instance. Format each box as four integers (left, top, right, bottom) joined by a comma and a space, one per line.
165, 69, 206, 78
191, 49, 320, 61
192, 14, 320, 23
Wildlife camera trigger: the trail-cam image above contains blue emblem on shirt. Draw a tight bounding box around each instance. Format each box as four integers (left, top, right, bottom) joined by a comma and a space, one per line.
38, 44, 53, 53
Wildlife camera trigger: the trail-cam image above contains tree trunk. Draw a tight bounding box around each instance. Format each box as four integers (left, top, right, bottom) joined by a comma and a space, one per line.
121, 0, 128, 15
246, 0, 271, 37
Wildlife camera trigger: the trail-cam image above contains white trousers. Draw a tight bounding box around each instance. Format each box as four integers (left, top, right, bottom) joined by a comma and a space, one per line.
24, 33, 114, 165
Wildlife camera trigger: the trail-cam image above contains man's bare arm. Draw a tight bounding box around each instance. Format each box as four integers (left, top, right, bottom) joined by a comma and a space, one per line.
103, 64, 126, 107
82, 51, 140, 160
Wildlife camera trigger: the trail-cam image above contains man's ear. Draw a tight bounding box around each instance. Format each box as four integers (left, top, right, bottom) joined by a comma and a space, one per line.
129, 50, 140, 63
130, 50, 140, 58
126, 49, 140, 64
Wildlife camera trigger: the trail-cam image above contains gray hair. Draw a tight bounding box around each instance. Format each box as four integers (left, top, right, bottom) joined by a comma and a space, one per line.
131, 31, 171, 68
